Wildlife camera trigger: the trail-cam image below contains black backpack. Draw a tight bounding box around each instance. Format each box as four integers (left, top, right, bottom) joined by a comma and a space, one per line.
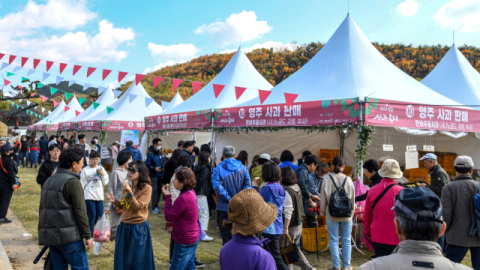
328, 175, 352, 218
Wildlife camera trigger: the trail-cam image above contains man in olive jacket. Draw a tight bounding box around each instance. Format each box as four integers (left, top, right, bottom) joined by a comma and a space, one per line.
38, 147, 92, 269
441, 155, 480, 269
419, 153, 450, 197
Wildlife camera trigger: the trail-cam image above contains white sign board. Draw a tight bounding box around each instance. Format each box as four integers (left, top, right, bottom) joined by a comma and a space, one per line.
383, 144, 393, 151
423, 145, 435, 151
101, 147, 110, 159
120, 130, 139, 146
405, 151, 419, 170
406, 145, 417, 152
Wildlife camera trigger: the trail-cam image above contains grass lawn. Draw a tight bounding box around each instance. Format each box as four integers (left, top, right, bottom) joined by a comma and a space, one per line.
10, 167, 473, 269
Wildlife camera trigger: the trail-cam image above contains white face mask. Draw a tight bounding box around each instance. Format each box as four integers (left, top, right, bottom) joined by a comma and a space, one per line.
94, 140, 98, 143
156, 146, 162, 150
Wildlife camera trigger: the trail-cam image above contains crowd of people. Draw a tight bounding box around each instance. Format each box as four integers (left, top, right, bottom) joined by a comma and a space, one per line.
1, 133, 480, 269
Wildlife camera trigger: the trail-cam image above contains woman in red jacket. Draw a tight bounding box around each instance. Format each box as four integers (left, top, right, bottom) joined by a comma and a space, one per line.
363, 159, 404, 259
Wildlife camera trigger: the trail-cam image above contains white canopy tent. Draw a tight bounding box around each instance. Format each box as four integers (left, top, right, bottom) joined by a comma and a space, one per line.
163, 92, 184, 111
51, 95, 85, 123
35, 100, 67, 125
422, 43, 480, 108
68, 88, 116, 122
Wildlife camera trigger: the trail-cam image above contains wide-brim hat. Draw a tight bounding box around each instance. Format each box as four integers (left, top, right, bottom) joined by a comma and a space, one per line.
223, 189, 277, 236
378, 159, 403, 179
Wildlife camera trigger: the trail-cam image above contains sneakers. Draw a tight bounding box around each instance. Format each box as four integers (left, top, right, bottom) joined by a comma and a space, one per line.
194, 258, 205, 268
0, 218, 12, 224
93, 242, 102, 255
152, 207, 160, 214
342, 267, 353, 270
327, 267, 340, 270
201, 235, 213, 242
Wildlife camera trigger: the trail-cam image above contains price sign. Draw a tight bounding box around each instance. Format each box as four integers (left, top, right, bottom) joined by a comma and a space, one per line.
423, 145, 435, 151
383, 144, 393, 151
406, 145, 417, 152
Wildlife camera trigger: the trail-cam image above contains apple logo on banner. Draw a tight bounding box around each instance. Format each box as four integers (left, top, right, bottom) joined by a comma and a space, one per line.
406, 105, 415, 118
157, 117, 161, 124
239, 108, 245, 119
128, 122, 133, 128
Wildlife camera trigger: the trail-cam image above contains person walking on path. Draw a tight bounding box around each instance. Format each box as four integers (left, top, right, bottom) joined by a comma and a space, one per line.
219, 188, 277, 269
12, 137, 21, 166
320, 156, 355, 270
19, 135, 29, 168
104, 151, 132, 241
78, 134, 91, 167
145, 138, 167, 214
28, 136, 39, 169
111, 141, 120, 168
296, 155, 320, 210
212, 145, 251, 245
193, 151, 213, 241
441, 155, 480, 269
38, 147, 93, 269
36, 144, 61, 187
363, 159, 404, 259
358, 187, 470, 270
38, 135, 49, 164
281, 167, 314, 270
105, 160, 155, 270
120, 140, 142, 161
0, 144, 18, 224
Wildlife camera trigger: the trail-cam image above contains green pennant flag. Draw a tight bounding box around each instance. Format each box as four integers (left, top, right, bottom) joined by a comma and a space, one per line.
78, 97, 87, 105
50, 87, 58, 95
37, 83, 44, 88
93, 102, 100, 110
26, 110, 29, 113
21, 77, 30, 83
106, 107, 114, 114
65, 92, 73, 100
7, 72, 15, 77
16, 104, 19, 109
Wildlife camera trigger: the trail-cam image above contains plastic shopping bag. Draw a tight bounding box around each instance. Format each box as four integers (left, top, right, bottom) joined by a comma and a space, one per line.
93, 214, 111, 243
354, 179, 368, 207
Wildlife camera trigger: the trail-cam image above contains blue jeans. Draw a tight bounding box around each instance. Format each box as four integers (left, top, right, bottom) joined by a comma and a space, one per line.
19, 151, 28, 166
170, 239, 200, 270
85, 200, 104, 237
438, 234, 445, 252
327, 219, 352, 269
49, 240, 89, 270
446, 244, 480, 270
30, 149, 38, 164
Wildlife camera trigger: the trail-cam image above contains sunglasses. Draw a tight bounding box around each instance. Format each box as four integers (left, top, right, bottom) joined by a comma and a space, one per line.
127, 167, 139, 173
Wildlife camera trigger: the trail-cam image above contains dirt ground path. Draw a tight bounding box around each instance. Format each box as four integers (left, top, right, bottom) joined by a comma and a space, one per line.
0, 209, 42, 270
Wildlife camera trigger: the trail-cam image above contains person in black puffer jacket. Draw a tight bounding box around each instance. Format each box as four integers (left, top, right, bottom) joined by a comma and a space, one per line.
193, 151, 212, 241
162, 149, 183, 185
19, 135, 29, 167
0, 144, 18, 224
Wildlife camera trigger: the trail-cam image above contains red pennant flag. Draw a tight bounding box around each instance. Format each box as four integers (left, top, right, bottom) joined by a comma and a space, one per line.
213, 84, 225, 98
73, 65, 82, 75
0, 53, 4, 60
284, 93, 299, 105
30, 93, 36, 97
172, 79, 183, 92
21, 57, 28, 67
41, 96, 48, 102
235, 87, 247, 100
118, 71, 128, 82
59, 63, 67, 74
53, 101, 59, 108
3, 78, 10, 86
33, 59, 41, 69
153, 76, 164, 88
192, 81, 203, 94
9, 55, 16, 64
87, 67, 96, 78
46, 61, 54, 72
135, 74, 145, 85
102, 69, 112, 80
258, 90, 271, 104
64, 106, 70, 112
18, 85, 23, 90
75, 110, 81, 116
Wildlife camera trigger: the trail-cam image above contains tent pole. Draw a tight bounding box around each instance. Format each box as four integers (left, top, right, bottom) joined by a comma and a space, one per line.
358, 98, 365, 184
209, 109, 216, 167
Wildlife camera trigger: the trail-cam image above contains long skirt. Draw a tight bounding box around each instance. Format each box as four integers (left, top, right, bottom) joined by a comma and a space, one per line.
114, 220, 155, 270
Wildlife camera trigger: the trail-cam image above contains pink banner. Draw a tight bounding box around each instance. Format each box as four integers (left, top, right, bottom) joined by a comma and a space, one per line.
102, 120, 145, 131
77, 120, 102, 131
46, 124, 59, 131
59, 122, 76, 130
27, 125, 35, 131
145, 110, 213, 130
364, 98, 480, 132
34, 124, 45, 131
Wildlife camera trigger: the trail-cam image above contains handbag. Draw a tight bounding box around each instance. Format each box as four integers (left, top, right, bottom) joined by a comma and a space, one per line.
280, 235, 301, 265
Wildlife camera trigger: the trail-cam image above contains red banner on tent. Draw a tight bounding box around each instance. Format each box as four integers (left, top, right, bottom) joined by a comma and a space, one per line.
46, 124, 59, 131
59, 122, 75, 130
77, 120, 102, 131
27, 125, 35, 131
145, 110, 211, 130
364, 98, 480, 132
102, 120, 145, 131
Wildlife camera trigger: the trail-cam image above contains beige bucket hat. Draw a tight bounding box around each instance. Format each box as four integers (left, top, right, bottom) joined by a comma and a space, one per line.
378, 159, 403, 179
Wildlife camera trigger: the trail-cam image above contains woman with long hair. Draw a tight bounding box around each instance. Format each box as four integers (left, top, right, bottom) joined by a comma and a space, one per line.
235, 150, 248, 166
162, 149, 183, 185
193, 151, 212, 241
106, 160, 155, 270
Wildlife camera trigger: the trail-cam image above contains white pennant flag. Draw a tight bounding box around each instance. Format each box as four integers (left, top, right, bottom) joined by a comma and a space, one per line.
56, 76, 64, 85
41, 108, 45, 113
13, 66, 22, 72
83, 83, 92, 91
26, 100, 31, 106
68, 80, 76, 87
42, 72, 50, 81
27, 69, 36, 76
129, 94, 137, 103
98, 86, 108, 95
113, 90, 122, 99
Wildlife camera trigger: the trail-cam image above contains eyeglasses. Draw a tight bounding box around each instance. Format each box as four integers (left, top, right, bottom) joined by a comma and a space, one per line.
127, 167, 139, 173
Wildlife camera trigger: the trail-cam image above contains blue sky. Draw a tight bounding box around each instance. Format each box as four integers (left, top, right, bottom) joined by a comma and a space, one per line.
0, 0, 479, 95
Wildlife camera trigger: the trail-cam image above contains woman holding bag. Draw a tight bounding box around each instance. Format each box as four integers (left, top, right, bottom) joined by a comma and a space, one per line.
105, 160, 155, 270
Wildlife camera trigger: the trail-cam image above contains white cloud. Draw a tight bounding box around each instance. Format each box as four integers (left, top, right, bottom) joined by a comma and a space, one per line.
144, 43, 199, 73
434, 0, 480, 32
194, 11, 272, 47
221, 41, 298, 54
396, 0, 419, 16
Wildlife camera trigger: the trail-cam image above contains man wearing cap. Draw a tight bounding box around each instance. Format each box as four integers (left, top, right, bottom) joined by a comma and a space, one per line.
419, 153, 450, 197
358, 187, 470, 270
219, 189, 277, 269
177, 140, 184, 151
442, 155, 480, 268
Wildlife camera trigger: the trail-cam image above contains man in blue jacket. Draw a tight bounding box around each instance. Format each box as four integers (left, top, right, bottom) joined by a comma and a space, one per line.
38, 135, 49, 164
182, 140, 195, 167
145, 138, 167, 214
120, 140, 142, 161
212, 145, 251, 245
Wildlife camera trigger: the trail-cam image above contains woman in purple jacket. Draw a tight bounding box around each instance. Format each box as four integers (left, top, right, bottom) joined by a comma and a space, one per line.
220, 188, 277, 270
162, 166, 200, 270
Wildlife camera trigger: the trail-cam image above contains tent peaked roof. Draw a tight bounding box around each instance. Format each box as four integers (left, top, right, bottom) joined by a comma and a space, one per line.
160, 47, 273, 114
164, 92, 184, 111
85, 82, 162, 121
52, 94, 85, 123
239, 13, 461, 107
422, 43, 480, 109
35, 100, 66, 124
69, 88, 116, 121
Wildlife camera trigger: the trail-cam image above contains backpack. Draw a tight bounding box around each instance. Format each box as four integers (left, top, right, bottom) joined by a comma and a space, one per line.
470, 186, 480, 237
328, 175, 352, 217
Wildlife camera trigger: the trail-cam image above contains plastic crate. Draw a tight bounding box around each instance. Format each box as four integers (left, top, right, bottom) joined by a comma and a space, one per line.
319, 149, 339, 163
302, 227, 329, 252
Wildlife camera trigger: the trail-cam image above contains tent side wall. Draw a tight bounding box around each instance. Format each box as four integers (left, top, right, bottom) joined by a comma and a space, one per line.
157, 132, 211, 151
